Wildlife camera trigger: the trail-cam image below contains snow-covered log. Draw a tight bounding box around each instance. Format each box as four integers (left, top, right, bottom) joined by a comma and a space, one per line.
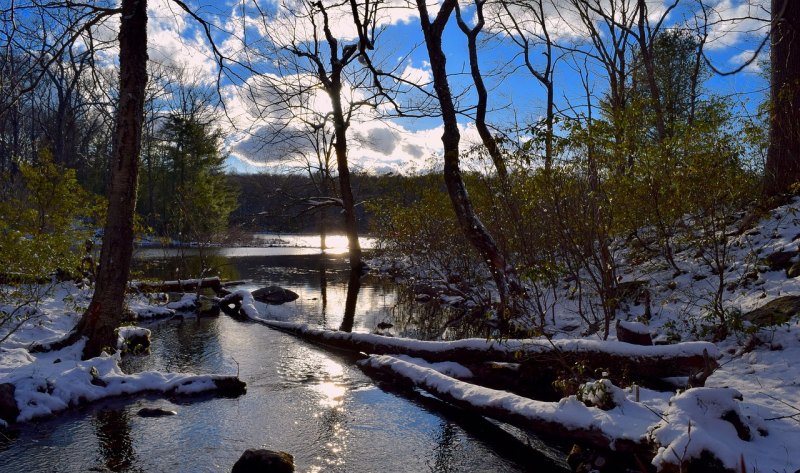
256, 320, 718, 385
130, 277, 224, 294
2, 341, 246, 424
359, 355, 657, 458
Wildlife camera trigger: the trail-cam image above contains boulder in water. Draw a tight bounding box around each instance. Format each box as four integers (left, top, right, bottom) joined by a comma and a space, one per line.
137, 407, 177, 417
232, 449, 294, 473
252, 286, 299, 305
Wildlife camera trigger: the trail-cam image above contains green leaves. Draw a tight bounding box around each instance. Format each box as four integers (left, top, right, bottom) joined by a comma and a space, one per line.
0, 150, 105, 280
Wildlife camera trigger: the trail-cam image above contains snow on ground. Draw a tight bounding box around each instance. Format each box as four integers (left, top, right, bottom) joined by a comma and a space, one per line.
1, 283, 237, 424
3, 200, 800, 470
366, 198, 800, 471
1, 283, 88, 349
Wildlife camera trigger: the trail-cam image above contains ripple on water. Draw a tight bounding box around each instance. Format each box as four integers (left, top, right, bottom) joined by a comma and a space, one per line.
2, 249, 565, 472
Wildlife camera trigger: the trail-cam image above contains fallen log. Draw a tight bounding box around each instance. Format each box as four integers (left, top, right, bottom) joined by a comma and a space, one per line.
130, 277, 224, 295
256, 320, 719, 390
359, 355, 657, 463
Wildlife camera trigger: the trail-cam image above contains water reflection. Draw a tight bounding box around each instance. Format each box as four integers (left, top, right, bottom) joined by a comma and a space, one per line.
280, 344, 353, 472
312, 382, 347, 408
133, 251, 398, 333
339, 268, 362, 332
123, 317, 225, 374
0, 314, 560, 472
430, 422, 459, 473
319, 257, 328, 323
94, 409, 141, 472
313, 402, 349, 472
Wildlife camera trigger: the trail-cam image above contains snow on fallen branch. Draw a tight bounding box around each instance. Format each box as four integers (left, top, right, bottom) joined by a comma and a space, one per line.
130, 277, 224, 294
359, 354, 659, 456
1, 339, 245, 423
252, 318, 719, 382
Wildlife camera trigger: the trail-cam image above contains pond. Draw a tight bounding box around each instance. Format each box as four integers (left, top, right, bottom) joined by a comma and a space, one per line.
0, 237, 569, 472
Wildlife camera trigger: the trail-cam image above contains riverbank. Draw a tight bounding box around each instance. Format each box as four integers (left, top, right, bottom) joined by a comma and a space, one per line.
1, 287, 537, 473
3, 200, 800, 472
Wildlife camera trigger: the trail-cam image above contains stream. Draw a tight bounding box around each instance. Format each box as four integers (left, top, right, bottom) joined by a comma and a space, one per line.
0, 236, 568, 472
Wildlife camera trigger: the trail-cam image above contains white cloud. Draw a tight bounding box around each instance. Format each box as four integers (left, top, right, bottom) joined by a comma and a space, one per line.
400, 61, 432, 85
702, 0, 770, 51
222, 71, 491, 175
244, 0, 418, 48
84, 0, 221, 84
485, 0, 677, 43
146, 0, 219, 82
728, 48, 763, 73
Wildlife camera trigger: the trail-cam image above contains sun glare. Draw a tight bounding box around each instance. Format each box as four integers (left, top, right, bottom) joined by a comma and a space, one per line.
323, 235, 350, 253
313, 382, 347, 408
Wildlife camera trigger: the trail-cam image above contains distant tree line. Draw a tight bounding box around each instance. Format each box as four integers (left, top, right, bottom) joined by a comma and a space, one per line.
228, 172, 419, 235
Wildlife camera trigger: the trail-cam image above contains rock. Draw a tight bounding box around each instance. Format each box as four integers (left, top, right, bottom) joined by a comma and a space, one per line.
213, 377, 247, 397
743, 295, 800, 326
90, 377, 108, 387
616, 320, 653, 346
117, 327, 152, 356
765, 250, 797, 272
787, 261, 800, 278
220, 293, 245, 318
0, 383, 20, 424
232, 449, 294, 473
252, 286, 299, 305
137, 407, 177, 417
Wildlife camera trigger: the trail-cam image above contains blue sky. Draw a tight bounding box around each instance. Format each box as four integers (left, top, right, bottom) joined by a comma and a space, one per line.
140, 0, 770, 174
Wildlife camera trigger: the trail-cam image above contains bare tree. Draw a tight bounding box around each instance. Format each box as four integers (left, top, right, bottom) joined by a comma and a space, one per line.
414, 0, 525, 318
244, 0, 392, 274
490, 0, 556, 169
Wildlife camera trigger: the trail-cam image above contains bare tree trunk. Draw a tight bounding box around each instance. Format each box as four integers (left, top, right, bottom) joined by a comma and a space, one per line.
635, 0, 666, 141
331, 106, 362, 271
74, 0, 148, 359
765, 0, 800, 196
416, 0, 523, 316
455, 1, 507, 181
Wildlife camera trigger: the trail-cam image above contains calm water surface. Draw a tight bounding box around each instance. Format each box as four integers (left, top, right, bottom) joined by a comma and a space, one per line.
0, 238, 568, 472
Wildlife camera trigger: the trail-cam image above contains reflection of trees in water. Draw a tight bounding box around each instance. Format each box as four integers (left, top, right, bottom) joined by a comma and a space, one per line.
94, 409, 143, 472
320, 257, 328, 324
133, 252, 240, 282
391, 286, 485, 341
338, 268, 361, 332
429, 422, 459, 473
165, 318, 223, 372
135, 249, 490, 339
